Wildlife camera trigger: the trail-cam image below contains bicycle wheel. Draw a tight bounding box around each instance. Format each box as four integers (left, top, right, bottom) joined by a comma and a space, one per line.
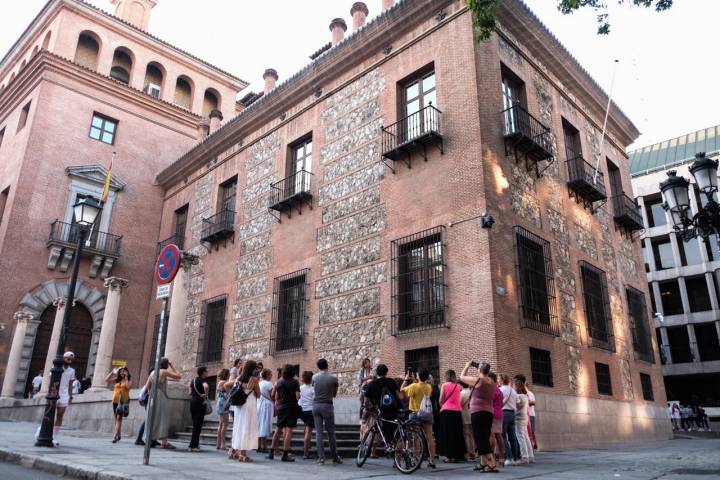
393, 427, 426, 474
357, 428, 375, 467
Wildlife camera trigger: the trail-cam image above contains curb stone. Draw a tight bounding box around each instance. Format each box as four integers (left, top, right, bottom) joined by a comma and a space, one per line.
0, 447, 132, 480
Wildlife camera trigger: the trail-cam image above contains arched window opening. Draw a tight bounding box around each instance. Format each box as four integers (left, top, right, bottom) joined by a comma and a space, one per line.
42, 31, 51, 50
202, 89, 219, 117
143, 62, 164, 98
109, 47, 133, 84
74, 32, 101, 70
174, 76, 193, 109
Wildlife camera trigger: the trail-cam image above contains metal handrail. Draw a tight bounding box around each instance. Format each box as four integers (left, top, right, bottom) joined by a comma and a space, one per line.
501, 104, 554, 154
382, 104, 442, 154
48, 220, 122, 256
269, 169, 313, 208
157, 233, 184, 253
567, 156, 607, 195
613, 194, 643, 225
201, 209, 235, 240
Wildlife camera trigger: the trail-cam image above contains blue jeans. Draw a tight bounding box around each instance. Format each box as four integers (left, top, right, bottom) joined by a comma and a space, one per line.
313, 403, 338, 460
502, 410, 520, 461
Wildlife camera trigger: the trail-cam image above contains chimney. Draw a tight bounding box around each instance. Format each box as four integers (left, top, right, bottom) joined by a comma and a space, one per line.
263, 68, 278, 94
110, 0, 158, 31
197, 119, 210, 141
329, 18, 347, 47
209, 109, 223, 134
382, 0, 394, 11
351, 2, 369, 31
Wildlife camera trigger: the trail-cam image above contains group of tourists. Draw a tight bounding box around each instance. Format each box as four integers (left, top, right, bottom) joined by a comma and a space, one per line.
669, 403, 712, 431
358, 359, 538, 473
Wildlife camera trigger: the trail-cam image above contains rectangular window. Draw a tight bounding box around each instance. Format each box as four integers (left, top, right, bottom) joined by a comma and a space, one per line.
642, 244, 650, 272
606, 158, 623, 199
639, 373, 654, 401
405, 346, 439, 382
667, 326, 693, 363
626, 286, 654, 363
695, 323, 720, 361
270, 270, 308, 353
501, 65, 525, 134
529, 348, 553, 387
402, 69, 437, 141
514, 226, 558, 335
651, 237, 675, 270
580, 262, 614, 351
173, 204, 189, 249
88, 112, 118, 145
0, 186, 9, 227
678, 238, 703, 266
0, 127, 5, 148
287, 136, 312, 195
218, 176, 237, 213
657, 329, 667, 365
562, 118, 582, 159
658, 279, 684, 316
17, 101, 31, 132
686, 276, 711, 312
649, 283, 658, 314
391, 226, 446, 334
595, 362, 613, 396
198, 295, 227, 364
644, 194, 667, 228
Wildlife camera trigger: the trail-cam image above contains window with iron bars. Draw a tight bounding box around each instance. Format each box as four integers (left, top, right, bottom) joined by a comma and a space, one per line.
197, 295, 227, 364
271, 269, 309, 354
405, 346, 439, 381
626, 286, 654, 363
391, 226, 447, 335
529, 347, 553, 387
594, 362, 613, 396
580, 262, 615, 352
513, 226, 559, 336
639, 373, 654, 401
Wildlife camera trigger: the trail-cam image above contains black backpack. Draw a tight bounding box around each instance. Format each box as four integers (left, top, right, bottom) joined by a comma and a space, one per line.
229, 381, 248, 406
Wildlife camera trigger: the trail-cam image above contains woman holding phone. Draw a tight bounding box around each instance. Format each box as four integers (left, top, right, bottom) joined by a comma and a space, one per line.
105, 366, 132, 443
460, 360, 497, 473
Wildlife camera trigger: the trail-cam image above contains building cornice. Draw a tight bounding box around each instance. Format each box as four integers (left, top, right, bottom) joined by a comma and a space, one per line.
0, 50, 202, 131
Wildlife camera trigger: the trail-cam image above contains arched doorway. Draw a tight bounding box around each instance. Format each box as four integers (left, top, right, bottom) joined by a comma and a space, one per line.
24, 304, 94, 395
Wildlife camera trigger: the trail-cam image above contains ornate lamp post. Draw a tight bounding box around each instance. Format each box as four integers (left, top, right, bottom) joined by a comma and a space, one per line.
35, 197, 101, 447
660, 152, 720, 245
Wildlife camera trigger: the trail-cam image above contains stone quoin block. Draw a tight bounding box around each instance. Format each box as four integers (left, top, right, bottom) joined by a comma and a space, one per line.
319, 163, 385, 206
316, 205, 386, 252
315, 262, 386, 299
322, 187, 381, 224
318, 287, 381, 324
313, 316, 386, 349
323, 141, 379, 182
320, 235, 382, 276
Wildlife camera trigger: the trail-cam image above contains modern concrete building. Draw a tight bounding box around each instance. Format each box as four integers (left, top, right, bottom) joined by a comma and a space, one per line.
0, 0, 246, 398
629, 125, 720, 406
150, 0, 670, 447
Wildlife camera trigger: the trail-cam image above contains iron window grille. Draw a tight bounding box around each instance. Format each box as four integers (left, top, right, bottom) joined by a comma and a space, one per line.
580, 261, 616, 352
391, 226, 447, 335
270, 269, 309, 354
405, 346, 440, 381
89, 112, 118, 145
594, 362, 613, 396
529, 347, 554, 387
626, 286, 655, 363
639, 373, 654, 401
513, 226, 559, 336
197, 295, 227, 364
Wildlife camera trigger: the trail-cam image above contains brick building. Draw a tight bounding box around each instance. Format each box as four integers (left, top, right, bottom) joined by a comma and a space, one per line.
153, 0, 670, 447
0, 0, 246, 398
629, 126, 720, 406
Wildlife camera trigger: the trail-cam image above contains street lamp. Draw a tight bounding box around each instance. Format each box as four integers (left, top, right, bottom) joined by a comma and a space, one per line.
35, 196, 101, 447
660, 152, 720, 245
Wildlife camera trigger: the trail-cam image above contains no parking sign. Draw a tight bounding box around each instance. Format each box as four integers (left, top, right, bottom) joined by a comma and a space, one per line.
154, 244, 181, 285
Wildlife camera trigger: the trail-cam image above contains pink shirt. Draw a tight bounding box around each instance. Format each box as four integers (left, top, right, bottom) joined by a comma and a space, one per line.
440, 382, 462, 412
492, 386, 503, 419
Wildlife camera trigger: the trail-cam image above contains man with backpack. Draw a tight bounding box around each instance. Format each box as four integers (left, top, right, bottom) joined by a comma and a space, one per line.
364, 364, 401, 447
401, 368, 437, 469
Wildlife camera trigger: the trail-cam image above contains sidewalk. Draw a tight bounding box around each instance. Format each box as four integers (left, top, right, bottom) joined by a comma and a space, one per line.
1, 420, 719, 479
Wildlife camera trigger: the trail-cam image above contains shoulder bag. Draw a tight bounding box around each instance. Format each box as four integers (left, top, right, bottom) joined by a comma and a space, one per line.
192, 379, 212, 415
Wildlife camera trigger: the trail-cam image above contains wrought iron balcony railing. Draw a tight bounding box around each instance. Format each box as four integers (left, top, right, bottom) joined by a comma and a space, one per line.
502, 104, 555, 165
612, 194, 644, 232
156, 233, 185, 255
200, 209, 235, 243
48, 220, 122, 257
381, 105, 443, 170
566, 156, 608, 205
268, 170, 313, 213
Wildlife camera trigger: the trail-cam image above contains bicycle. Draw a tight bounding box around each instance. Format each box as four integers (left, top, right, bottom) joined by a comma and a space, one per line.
356, 407, 427, 474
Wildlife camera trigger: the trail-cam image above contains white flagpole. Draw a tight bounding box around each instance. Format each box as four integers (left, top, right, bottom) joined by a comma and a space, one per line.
593, 59, 620, 184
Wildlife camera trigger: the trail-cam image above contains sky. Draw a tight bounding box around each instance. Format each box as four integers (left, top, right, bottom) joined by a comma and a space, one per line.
1, 0, 718, 150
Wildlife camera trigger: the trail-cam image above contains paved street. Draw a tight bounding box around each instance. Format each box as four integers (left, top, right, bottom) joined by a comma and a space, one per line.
0, 421, 719, 479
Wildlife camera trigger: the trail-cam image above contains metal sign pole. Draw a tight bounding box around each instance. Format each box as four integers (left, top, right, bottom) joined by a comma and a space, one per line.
143, 296, 168, 465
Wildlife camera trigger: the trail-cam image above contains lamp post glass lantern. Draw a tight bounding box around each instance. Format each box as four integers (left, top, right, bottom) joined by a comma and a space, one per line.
660, 152, 720, 245
35, 197, 101, 447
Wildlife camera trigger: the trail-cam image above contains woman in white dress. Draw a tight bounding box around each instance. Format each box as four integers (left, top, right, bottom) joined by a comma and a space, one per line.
514, 378, 535, 464
226, 360, 260, 462
256, 368, 274, 453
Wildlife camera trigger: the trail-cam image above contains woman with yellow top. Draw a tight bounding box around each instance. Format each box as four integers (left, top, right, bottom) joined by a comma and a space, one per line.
105, 367, 132, 443
401, 368, 437, 469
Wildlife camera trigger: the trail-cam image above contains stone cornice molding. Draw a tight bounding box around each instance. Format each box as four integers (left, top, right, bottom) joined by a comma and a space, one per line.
104, 277, 129, 291
13, 311, 36, 324
66, 165, 127, 191
180, 252, 200, 269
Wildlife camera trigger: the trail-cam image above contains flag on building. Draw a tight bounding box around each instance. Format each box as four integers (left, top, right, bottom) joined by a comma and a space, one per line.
101, 152, 115, 205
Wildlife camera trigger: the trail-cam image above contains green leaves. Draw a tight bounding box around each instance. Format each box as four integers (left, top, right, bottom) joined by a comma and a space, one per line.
467, 0, 501, 42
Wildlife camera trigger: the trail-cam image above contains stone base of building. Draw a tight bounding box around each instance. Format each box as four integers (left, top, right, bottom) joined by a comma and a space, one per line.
0, 385, 191, 438
534, 392, 672, 449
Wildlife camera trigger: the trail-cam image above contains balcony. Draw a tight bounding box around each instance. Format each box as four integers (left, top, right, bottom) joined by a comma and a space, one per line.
268, 170, 313, 219
46, 220, 122, 278
381, 105, 443, 172
156, 233, 184, 255
566, 156, 608, 209
200, 210, 235, 244
613, 194, 644, 233
502, 104, 555, 175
